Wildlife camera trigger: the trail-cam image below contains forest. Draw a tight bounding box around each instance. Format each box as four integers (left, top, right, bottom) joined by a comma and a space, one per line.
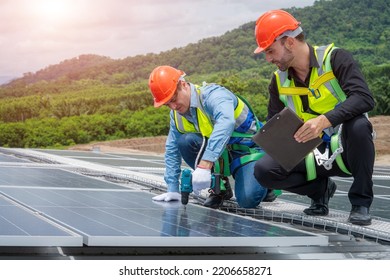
0, 0, 389, 148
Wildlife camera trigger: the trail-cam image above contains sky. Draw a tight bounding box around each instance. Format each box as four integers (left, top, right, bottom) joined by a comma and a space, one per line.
0, 0, 316, 83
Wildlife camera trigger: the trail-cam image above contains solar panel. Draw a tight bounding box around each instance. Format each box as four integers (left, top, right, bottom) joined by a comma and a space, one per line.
2, 147, 390, 251
0, 149, 328, 248
0, 194, 82, 246
0, 186, 327, 247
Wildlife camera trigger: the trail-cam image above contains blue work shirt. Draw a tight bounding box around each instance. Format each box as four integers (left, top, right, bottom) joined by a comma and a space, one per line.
164, 83, 258, 192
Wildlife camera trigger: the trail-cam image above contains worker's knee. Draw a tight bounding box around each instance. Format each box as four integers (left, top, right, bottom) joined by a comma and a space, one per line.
343, 115, 373, 139
236, 194, 262, 209
234, 161, 267, 208
177, 133, 203, 152
341, 116, 375, 158
177, 134, 204, 168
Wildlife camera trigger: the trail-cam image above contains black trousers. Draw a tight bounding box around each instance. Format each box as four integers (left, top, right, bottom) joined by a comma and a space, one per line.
254, 114, 375, 208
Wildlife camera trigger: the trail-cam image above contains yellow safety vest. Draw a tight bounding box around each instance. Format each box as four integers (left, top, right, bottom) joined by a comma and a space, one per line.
173, 85, 252, 138
275, 44, 351, 179
275, 43, 346, 122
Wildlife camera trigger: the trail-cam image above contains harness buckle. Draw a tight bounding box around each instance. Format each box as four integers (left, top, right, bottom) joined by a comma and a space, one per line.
309, 88, 321, 99
313, 147, 329, 166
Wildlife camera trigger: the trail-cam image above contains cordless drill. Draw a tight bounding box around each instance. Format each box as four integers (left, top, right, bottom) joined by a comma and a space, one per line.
180, 169, 193, 205
180, 168, 222, 205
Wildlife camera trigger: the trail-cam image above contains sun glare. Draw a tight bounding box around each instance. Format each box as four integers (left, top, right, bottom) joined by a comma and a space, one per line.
33, 0, 71, 23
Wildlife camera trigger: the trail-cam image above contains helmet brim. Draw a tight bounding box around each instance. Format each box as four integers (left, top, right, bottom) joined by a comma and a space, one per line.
254, 46, 265, 54
153, 95, 171, 108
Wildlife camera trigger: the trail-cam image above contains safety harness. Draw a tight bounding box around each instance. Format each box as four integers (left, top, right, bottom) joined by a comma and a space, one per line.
276, 44, 351, 180
223, 89, 265, 177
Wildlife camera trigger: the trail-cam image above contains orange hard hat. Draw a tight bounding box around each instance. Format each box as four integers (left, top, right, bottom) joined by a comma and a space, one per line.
148, 65, 185, 108
254, 10, 301, 54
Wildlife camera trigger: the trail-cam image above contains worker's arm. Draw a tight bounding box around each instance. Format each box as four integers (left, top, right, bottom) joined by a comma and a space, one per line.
197, 159, 213, 169
324, 48, 375, 127
152, 115, 182, 202
163, 110, 183, 192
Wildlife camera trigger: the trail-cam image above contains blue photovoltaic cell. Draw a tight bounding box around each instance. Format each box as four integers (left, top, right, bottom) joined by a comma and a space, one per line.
0, 195, 82, 246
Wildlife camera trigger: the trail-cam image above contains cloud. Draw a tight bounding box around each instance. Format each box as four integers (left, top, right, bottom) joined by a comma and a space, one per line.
0, 0, 316, 79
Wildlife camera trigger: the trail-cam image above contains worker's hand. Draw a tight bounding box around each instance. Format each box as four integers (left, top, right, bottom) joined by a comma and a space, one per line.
152, 192, 181, 202
192, 167, 212, 195
294, 115, 331, 143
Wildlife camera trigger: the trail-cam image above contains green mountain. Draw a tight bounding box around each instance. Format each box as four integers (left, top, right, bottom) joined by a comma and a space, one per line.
0, 0, 389, 148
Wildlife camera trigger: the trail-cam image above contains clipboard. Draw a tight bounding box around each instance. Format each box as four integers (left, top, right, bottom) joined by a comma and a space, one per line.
252, 107, 322, 171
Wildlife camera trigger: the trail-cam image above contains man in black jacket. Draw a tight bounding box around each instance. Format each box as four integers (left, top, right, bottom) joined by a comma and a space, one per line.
252, 10, 375, 226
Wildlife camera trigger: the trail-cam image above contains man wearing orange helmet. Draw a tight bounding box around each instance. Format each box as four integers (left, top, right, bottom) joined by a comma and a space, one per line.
252, 10, 375, 225
148, 65, 271, 208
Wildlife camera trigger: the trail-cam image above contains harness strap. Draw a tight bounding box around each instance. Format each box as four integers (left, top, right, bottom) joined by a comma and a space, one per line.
325, 48, 347, 103
278, 71, 336, 98
214, 149, 231, 177
230, 152, 264, 176
305, 152, 317, 181
230, 144, 259, 154
330, 131, 351, 175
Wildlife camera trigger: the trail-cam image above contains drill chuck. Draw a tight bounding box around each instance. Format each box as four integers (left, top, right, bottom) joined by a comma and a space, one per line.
181, 192, 190, 205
